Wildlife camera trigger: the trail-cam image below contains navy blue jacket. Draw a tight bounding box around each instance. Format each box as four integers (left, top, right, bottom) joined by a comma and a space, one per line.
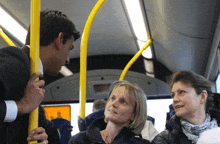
0, 46, 61, 144
152, 109, 220, 144
69, 118, 150, 144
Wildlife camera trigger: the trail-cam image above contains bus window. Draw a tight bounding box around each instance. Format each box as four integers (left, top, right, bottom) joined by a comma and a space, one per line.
43, 105, 71, 121
216, 73, 220, 93
147, 99, 173, 133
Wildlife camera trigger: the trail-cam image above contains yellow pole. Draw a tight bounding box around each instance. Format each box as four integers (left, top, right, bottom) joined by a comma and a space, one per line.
0, 28, 16, 46
119, 39, 152, 80
79, 0, 106, 120
28, 0, 40, 143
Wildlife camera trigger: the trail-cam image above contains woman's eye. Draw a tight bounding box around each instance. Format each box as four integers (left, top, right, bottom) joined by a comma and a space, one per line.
171, 93, 175, 98
123, 101, 127, 104
180, 90, 185, 93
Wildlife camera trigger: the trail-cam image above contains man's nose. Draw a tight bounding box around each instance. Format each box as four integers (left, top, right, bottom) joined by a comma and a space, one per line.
65, 56, 70, 64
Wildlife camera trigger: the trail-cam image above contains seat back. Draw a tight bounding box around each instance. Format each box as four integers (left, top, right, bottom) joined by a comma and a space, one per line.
51, 118, 73, 144
165, 104, 176, 129
85, 108, 105, 130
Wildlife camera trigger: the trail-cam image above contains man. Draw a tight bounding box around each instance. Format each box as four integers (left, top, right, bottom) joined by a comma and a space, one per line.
92, 99, 107, 112
0, 10, 80, 144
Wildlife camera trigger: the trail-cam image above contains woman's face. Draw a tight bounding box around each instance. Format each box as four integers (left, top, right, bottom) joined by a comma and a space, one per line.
172, 81, 204, 120
104, 85, 135, 126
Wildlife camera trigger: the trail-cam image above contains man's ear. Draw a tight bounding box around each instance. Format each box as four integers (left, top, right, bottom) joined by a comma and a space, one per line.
200, 90, 208, 104
54, 32, 64, 50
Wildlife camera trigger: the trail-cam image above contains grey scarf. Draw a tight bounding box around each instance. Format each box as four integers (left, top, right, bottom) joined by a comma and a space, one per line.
180, 114, 218, 144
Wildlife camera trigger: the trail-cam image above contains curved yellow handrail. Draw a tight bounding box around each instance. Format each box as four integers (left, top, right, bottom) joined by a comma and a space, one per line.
119, 39, 152, 80
79, 0, 106, 119
0, 28, 16, 46
28, 0, 40, 143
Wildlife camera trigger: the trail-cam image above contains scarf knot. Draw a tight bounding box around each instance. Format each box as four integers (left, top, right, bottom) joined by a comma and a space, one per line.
180, 114, 218, 144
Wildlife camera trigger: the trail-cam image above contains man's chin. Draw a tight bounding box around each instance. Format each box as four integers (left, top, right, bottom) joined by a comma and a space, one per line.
44, 70, 59, 76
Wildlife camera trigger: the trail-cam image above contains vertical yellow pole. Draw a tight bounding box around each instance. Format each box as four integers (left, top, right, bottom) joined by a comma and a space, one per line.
0, 28, 16, 46
119, 39, 152, 80
28, 0, 40, 143
79, 0, 106, 120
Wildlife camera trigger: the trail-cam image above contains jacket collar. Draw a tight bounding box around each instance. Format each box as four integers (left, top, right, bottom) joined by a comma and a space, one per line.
86, 118, 136, 143
167, 109, 220, 131
167, 115, 182, 131
21, 45, 43, 75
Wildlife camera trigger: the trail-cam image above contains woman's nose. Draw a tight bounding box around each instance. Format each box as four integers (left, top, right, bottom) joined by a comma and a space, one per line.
173, 95, 180, 103
112, 99, 119, 107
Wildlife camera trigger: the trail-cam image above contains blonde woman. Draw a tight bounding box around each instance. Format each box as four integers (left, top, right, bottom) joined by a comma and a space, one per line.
69, 80, 150, 144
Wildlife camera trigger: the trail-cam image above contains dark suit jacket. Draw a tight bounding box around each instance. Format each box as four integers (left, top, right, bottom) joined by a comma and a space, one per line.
0, 46, 61, 144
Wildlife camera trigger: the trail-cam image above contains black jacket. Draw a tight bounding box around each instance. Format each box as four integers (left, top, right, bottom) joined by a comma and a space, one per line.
0, 46, 61, 144
69, 118, 150, 144
151, 109, 220, 144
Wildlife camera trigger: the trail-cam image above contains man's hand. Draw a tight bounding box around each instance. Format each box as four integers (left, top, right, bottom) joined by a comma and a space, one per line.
27, 127, 48, 144
16, 72, 45, 115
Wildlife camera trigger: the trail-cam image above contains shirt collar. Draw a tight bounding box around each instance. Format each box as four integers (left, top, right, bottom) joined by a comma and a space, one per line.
26, 45, 43, 75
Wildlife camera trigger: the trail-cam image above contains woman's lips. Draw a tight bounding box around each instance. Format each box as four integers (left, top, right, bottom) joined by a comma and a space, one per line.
175, 105, 184, 109
109, 109, 117, 114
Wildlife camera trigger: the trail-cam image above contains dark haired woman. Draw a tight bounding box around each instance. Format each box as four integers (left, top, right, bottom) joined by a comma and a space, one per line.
152, 70, 220, 144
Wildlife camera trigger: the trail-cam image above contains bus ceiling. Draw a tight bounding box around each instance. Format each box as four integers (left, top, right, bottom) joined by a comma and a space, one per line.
1, 0, 220, 102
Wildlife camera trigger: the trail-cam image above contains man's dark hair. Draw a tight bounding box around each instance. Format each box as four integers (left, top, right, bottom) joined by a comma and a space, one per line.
25, 10, 80, 46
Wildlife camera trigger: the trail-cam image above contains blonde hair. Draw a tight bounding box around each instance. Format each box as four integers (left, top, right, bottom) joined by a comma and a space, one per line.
106, 80, 147, 135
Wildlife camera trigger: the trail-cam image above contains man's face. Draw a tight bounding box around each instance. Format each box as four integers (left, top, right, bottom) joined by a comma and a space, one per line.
46, 37, 74, 76
57, 38, 74, 71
